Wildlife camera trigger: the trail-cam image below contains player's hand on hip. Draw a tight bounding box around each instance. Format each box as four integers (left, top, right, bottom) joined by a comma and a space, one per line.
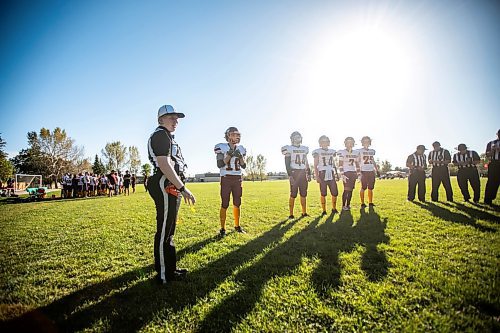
181, 187, 196, 205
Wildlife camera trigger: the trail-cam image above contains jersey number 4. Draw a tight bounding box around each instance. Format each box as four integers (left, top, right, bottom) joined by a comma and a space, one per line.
322, 156, 334, 167
295, 154, 306, 166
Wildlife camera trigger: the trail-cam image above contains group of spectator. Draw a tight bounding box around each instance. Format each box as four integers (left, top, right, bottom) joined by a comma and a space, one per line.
61, 170, 137, 198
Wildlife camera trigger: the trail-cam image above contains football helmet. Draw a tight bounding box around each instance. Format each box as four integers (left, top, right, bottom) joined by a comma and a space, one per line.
225, 127, 241, 144
361, 136, 371, 147
344, 136, 355, 148
290, 131, 302, 146
318, 135, 330, 146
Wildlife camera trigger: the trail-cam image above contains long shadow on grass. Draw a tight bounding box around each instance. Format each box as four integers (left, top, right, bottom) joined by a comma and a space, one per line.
0, 235, 218, 332
453, 202, 500, 224
414, 202, 496, 232
7, 218, 303, 332
196, 208, 390, 332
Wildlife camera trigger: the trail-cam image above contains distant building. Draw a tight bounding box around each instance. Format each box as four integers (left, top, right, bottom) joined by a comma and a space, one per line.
267, 172, 288, 180
194, 173, 220, 182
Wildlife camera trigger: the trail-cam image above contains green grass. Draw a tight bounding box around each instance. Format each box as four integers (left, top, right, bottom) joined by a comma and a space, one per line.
0, 179, 499, 332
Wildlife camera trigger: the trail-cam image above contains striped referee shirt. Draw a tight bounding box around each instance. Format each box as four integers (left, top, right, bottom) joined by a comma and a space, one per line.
406, 153, 427, 169
486, 139, 500, 161
428, 148, 451, 167
453, 150, 480, 169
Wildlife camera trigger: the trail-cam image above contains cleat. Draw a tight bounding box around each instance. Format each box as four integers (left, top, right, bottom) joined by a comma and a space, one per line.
219, 228, 226, 237
235, 226, 246, 234
175, 268, 188, 274
331, 209, 339, 214
301, 213, 309, 217
288, 215, 295, 219
369, 203, 375, 207
360, 203, 367, 209
321, 211, 327, 216
342, 206, 350, 211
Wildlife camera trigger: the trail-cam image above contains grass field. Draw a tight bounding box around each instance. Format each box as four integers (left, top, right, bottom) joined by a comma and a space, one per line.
0, 179, 499, 332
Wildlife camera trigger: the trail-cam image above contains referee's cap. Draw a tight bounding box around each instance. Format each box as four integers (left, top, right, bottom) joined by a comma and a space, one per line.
432, 141, 441, 147
457, 143, 467, 150
158, 105, 185, 119
416, 144, 427, 151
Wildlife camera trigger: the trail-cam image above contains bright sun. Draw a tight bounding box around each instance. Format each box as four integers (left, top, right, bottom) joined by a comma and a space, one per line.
305, 24, 415, 118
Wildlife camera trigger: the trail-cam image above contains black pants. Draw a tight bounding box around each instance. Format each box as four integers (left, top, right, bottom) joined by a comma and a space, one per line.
431, 167, 453, 201
485, 161, 500, 204
408, 170, 426, 201
457, 168, 480, 202
147, 173, 181, 282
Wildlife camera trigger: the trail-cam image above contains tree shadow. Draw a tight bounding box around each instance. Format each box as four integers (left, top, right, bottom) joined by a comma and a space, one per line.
414, 202, 496, 232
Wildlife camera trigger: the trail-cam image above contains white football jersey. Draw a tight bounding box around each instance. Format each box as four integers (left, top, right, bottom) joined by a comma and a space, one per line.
214, 143, 247, 176
357, 148, 376, 172
281, 145, 309, 170
312, 148, 336, 172
337, 149, 360, 172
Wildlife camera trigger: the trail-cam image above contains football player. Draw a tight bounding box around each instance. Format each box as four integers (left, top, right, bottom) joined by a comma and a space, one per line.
312, 135, 338, 216
337, 137, 361, 211
214, 127, 247, 236
357, 136, 379, 208
281, 131, 311, 218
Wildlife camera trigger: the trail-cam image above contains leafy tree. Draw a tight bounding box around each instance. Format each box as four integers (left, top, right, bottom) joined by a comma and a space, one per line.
11, 132, 50, 176
102, 141, 127, 171
141, 163, 152, 178
0, 134, 14, 181
92, 154, 106, 175
38, 127, 83, 186
245, 155, 256, 181
255, 154, 267, 181
0, 134, 7, 160
128, 146, 141, 174
381, 160, 392, 173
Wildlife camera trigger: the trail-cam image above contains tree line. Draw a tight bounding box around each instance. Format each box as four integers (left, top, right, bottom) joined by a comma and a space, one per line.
0, 128, 152, 188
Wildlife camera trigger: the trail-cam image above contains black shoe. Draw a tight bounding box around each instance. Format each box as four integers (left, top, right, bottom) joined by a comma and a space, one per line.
321, 211, 327, 216
301, 213, 309, 217
332, 209, 339, 214
369, 203, 375, 207
235, 226, 246, 234
360, 203, 367, 209
175, 268, 188, 274
288, 215, 295, 219
219, 228, 226, 237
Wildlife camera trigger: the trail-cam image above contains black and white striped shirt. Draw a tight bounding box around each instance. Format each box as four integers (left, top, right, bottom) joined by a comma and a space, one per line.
486, 139, 500, 161
407, 153, 427, 169
453, 150, 480, 169
147, 126, 186, 177
428, 148, 451, 167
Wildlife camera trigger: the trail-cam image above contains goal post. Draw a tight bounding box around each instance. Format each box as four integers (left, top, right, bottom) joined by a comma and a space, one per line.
15, 174, 43, 192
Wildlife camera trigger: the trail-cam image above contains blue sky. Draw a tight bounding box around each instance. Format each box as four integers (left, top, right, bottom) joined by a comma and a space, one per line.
1, 0, 499, 175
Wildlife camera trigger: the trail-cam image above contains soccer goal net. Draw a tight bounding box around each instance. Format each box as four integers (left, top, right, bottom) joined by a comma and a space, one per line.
15, 174, 43, 191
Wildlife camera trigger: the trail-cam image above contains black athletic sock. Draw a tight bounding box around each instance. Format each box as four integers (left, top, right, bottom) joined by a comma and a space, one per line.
346, 191, 352, 206
342, 191, 347, 206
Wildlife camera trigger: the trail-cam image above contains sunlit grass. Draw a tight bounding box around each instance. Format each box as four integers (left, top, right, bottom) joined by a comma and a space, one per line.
0, 179, 499, 332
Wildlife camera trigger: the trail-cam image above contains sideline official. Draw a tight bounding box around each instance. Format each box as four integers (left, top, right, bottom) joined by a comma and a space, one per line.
453, 143, 480, 203
147, 104, 196, 284
406, 145, 427, 202
428, 141, 453, 202
485, 129, 500, 206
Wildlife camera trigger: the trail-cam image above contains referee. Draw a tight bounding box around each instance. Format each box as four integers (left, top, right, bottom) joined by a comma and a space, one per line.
147, 104, 196, 284
484, 129, 500, 206
406, 145, 427, 202
428, 141, 453, 202
452, 143, 480, 203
